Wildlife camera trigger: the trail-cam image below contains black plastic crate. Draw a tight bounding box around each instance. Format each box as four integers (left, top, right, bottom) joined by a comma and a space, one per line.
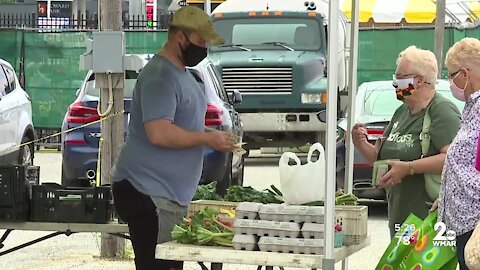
0, 165, 40, 221
30, 183, 113, 223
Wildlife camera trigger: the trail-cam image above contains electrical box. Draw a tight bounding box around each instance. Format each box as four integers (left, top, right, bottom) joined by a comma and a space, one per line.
79, 38, 93, 71
92, 31, 125, 73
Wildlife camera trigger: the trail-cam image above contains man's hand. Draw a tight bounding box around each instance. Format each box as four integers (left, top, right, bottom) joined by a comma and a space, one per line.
378, 160, 410, 188
204, 131, 236, 152
352, 123, 368, 146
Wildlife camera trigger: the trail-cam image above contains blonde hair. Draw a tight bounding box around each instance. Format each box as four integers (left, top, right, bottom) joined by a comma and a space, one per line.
445, 37, 480, 73
396, 45, 438, 85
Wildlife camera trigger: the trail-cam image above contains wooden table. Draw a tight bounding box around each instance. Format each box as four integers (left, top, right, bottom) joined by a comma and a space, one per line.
0, 221, 129, 256
156, 237, 370, 270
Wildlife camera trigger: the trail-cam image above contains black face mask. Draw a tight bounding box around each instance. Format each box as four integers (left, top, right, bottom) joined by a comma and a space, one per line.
179, 34, 207, 67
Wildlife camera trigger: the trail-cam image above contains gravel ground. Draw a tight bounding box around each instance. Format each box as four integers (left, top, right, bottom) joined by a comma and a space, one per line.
0, 151, 391, 270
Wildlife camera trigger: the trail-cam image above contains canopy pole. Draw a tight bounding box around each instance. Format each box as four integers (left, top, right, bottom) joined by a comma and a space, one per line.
434, 0, 446, 78
323, 0, 340, 268
342, 0, 359, 267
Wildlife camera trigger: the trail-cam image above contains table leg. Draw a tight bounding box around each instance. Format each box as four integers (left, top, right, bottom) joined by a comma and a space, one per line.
211, 262, 223, 270
266, 266, 274, 270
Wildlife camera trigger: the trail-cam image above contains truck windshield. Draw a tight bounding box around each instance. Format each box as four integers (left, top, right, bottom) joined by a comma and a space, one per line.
211, 17, 322, 52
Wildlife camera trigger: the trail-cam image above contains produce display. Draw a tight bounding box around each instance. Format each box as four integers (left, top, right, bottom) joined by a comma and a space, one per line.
193, 183, 359, 206
175, 185, 358, 248
171, 208, 234, 247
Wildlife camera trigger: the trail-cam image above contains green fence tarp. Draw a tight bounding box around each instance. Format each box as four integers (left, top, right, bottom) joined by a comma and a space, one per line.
24, 31, 91, 129
0, 27, 479, 129
357, 27, 459, 84
0, 29, 21, 72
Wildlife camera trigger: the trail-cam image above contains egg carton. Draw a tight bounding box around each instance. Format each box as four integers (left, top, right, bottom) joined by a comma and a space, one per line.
258, 237, 324, 255
235, 202, 262, 220
232, 234, 258, 251
258, 204, 325, 223
301, 223, 325, 239
233, 219, 301, 238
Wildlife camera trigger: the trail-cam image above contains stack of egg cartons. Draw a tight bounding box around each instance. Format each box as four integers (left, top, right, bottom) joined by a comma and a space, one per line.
232, 202, 326, 255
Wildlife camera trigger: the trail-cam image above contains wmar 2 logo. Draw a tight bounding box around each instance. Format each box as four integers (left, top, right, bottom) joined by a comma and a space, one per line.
394, 222, 456, 247
433, 221, 456, 247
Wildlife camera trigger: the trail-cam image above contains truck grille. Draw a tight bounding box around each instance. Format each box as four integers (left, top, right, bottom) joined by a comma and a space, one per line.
222, 67, 293, 95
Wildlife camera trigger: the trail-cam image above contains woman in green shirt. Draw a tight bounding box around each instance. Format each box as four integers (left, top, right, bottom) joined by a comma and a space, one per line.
352, 45, 461, 238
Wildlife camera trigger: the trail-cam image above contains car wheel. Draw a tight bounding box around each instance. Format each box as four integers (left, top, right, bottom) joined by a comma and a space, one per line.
232, 155, 245, 186
18, 136, 34, 166
217, 153, 233, 196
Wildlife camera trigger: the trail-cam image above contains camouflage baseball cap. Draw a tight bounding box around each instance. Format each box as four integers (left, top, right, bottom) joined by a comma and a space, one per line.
170, 6, 225, 45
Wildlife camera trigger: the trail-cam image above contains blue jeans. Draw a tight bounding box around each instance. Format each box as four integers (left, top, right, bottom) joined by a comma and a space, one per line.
457, 230, 474, 270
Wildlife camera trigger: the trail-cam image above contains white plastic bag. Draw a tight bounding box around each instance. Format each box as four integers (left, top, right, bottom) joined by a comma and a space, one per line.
278, 143, 326, 205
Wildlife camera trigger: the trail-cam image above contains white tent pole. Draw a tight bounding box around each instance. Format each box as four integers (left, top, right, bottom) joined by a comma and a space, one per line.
323, 0, 340, 268
345, 0, 359, 194
342, 0, 359, 268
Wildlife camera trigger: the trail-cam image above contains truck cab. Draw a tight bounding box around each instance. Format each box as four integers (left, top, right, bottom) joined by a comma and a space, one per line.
208, 0, 348, 149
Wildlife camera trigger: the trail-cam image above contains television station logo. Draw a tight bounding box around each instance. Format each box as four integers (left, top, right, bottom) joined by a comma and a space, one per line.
394, 222, 456, 247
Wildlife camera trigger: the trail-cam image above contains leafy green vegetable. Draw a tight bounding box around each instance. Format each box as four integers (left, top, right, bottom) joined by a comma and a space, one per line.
171, 207, 234, 247
223, 185, 283, 204
193, 181, 223, 201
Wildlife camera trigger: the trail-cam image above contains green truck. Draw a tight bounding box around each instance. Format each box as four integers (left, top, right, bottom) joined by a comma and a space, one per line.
208, 0, 349, 149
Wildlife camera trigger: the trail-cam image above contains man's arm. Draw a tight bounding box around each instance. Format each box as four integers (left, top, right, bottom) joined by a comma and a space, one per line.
145, 120, 208, 148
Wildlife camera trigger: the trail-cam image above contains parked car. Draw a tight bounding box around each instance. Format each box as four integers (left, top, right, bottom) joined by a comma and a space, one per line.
61, 55, 244, 194
0, 58, 35, 165
336, 79, 465, 200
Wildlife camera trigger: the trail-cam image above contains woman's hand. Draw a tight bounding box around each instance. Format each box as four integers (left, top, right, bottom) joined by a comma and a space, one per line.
378, 160, 410, 188
352, 123, 368, 147
430, 198, 439, 212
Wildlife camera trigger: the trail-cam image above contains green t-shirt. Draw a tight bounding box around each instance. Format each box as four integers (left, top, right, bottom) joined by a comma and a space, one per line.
378, 93, 461, 238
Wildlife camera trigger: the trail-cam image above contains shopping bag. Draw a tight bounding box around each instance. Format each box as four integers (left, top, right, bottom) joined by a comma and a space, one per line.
465, 220, 480, 270
375, 214, 424, 270
278, 143, 325, 205
401, 210, 458, 270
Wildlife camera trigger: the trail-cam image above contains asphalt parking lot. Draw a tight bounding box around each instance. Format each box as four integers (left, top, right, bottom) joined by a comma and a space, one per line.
0, 151, 390, 270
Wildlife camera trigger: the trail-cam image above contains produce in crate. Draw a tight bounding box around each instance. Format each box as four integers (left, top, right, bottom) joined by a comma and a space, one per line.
171, 207, 234, 247
302, 189, 359, 206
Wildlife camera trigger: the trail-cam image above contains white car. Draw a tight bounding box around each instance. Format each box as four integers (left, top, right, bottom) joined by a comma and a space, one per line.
0, 58, 35, 165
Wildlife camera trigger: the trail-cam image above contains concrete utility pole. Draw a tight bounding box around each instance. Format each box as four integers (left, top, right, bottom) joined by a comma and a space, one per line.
98, 0, 126, 258
434, 0, 446, 78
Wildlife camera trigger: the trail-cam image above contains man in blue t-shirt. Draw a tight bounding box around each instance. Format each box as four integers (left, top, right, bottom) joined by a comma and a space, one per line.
110, 6, 235, 270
